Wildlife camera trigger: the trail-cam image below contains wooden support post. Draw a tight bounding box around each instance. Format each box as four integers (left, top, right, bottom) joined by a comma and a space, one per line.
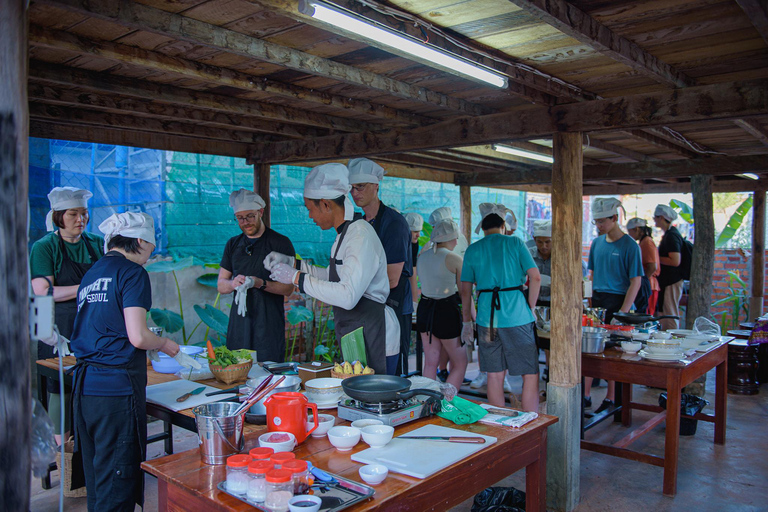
254, 163, 271, 228
688, 175, 715, 329
547, 132, 583, 512
459, 185, 473, 362
750, 188, 766, 319
0, 0, 31, 509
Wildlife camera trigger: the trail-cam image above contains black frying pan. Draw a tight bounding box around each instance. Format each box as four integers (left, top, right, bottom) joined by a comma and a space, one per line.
612, 312, 679, 325
341, 375, 443, 403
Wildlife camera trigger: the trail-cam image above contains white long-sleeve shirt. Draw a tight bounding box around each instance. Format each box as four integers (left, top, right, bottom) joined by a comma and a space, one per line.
300, 220, 389, 311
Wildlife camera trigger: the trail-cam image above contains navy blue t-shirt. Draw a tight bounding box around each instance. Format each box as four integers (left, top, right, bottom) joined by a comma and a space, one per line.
369, 204, 413, 315
70, 251, 152, 396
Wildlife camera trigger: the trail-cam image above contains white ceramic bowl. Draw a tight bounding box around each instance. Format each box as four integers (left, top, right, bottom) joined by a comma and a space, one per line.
358, 464, 389, 485
304, 378, 344, 404
327, 426, 361, 451
646, 340, 681, 355
288, 495, 322, 512
351, 419, 383, 430
306, 413, 336, 438
621, 340, 643, 353
361, 425, 394, 448
631, 332, 651, 341
652, 331, 672, 340
258, 431, 296, 453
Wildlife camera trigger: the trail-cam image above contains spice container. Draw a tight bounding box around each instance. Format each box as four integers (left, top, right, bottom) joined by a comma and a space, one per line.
264, 469, 294, 512
270, 451, 296, 469
282, 459, 310, 494
249, 447, 274, 461
225, 454, 251, 495
246, 460, 274, 503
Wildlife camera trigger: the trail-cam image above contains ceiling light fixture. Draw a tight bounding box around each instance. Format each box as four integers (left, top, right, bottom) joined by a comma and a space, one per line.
298, 0, 508, 89
738, 173, 759, 180
493, 144, 554, 163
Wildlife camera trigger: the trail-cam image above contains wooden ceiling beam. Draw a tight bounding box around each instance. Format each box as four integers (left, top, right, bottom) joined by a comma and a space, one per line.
584, 178, 767, 195
260, 157, 458, 183
252, 78, 768, 163
621, 129, 700, 159
736, 0, 768, 46
733, 118, 768, 147
37, 0, 491, 116
584, 135, 651, 162
507, 0, 695, 88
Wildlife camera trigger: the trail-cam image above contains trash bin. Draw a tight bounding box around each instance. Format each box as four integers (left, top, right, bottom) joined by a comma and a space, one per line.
658, 393, 709, 436
472, 486, 526, 512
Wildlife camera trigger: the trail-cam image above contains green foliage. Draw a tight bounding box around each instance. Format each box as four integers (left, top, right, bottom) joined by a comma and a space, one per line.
196, 273, 219, 288
715, 196, 753, 248
669, 200, 694, 224
313, 307, 340, 363
145, 256, 205, 273
711, 271, 749, 331
418, 222, 433, 247
285, 305, 314, 361
194, 303, 229, 337
149, 309, 184, 333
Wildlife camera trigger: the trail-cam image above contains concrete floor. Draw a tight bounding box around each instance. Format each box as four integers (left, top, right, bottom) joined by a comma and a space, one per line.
30, 356, 768, 512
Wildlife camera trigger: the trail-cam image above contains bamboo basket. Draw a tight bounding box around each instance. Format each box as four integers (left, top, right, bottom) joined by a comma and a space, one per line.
331, 369, 374, 380
209, 360, 253, 385
56, 439, 87, 498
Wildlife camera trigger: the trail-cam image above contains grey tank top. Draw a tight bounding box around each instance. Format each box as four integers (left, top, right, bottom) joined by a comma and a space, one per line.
417, 247, 458, 300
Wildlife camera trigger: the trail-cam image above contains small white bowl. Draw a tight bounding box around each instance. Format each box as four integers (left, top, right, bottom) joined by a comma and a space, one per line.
646, 340, 681, 355
258, 431, 296, 453
306, 413, 336, 438
652, 331, 672, 340
304, 377, 344, 404
358, 464, 388, 485
351, 419, 383, 430
361, 425, 394, 448
327, 426, 361, 451
621, 340, 643, 354
288, 495, 322, 512
631, 332, 651, 341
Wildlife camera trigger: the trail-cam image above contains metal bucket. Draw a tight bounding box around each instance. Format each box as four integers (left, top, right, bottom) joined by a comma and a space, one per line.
582, 327, 608, 353
245, 375, 302, 415
193, 402, 245, 465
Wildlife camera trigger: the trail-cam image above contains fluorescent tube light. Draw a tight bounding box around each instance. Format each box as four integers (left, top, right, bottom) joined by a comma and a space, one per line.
738, 173, 759, 180
493, 144, 554, 164
299, 1, 508, 89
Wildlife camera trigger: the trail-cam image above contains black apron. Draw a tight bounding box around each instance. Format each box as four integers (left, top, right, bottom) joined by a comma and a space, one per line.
477, 285, 525, 341
69, 348, 148, 506
330, 220, 387, 376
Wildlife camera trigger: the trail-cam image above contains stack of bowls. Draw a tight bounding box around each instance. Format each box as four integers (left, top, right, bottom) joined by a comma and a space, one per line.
304, 378, 344, 407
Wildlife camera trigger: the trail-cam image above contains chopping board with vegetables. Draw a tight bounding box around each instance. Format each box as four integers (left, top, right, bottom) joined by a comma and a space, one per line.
146, 380, 237, 412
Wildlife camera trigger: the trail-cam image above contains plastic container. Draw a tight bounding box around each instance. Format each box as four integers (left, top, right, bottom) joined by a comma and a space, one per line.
249, 447, 274, 461
265, 469, 294, 512
246, 460, 274, 503
270, 451, 296, 469
225, 454, 251, 495
282, 459, 310, 494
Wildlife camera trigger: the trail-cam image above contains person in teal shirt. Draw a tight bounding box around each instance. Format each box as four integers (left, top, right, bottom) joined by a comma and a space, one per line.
460, 203, 541, 411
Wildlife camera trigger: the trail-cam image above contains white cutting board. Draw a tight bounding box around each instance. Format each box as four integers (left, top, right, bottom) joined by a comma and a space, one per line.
351, 424, 496, 479
146, 380, 237, 412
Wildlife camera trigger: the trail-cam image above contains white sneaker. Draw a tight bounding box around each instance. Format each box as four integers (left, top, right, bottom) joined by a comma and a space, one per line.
503, 378, 512, 393
470, 372, 487, 389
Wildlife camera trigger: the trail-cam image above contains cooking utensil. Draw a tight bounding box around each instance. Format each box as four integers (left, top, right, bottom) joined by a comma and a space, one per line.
397, 436, 486, 443
176, 386, 206, 402
264, 392, 319, 443
485, 407, 520, 417
341, 375, 443, 403
206, 386, 240, 397
234, 375, 285, 415
582, 326, 608, 353
612, 312, 679, 325
245, 375, 302, 415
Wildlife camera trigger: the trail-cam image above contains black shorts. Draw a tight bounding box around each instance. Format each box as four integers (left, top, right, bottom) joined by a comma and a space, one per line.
592, 291, 626, 324
416, 293, 462, 340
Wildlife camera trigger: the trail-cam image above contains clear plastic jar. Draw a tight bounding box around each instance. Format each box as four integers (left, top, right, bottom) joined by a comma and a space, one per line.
270, 451, 296, 469
246, 460, 274, 503
264, 469, 294, 512
225, 454, 251, 495
249, 447, 274, 461
281, 459, 310, 495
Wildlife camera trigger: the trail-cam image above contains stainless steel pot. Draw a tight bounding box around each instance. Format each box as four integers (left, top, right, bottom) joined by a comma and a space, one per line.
245, 375, 302, 414
582, 326, 608, 353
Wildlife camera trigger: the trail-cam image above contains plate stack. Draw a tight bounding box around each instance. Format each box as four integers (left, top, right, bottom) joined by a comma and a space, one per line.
639, 339, 684, 362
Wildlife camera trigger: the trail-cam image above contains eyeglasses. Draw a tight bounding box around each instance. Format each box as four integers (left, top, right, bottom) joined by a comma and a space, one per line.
351, 183, 370, 193
235, 213, 258, 223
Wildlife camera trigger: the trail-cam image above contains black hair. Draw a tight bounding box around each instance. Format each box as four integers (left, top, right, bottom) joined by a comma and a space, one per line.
639, 225, 653, 240
52, 209, 89, 229
107, 234, 142, 254
481, 213, 505, 231
310, 196, 345, 209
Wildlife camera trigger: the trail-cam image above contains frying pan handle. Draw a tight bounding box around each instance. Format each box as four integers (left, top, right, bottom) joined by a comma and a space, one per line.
397, 388, 444, 401
655, 315, 679, 320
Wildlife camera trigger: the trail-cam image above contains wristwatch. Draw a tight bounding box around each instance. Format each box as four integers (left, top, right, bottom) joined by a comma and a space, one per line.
257, 278, 267, 291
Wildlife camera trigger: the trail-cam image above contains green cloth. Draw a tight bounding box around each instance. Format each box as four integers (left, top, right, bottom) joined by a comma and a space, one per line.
436, 396, 488, 425
29, 231, 104, 278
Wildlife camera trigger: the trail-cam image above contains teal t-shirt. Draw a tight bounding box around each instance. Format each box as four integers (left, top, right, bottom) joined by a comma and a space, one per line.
588, 233, 644, 295
29, 231, 105, 279
461, 234, 536, 329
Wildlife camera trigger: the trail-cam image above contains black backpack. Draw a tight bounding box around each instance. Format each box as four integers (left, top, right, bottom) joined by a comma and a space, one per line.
680, 237, 693, 280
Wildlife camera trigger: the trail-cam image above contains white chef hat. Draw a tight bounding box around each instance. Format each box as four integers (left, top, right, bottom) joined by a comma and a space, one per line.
591, 197, 623, 220
626, 217, 647, 230
430, 219, 459, 247
304, 163, 355, 221
348, 158, 385, 185
229, 189, 265, 213
533, 220, 552, 238
475, 203, 510, 234
99, 212, 156, 252
654, 204, 678, 222
404, 212, 423, 232
505, 211, 518, 232
428, 207, 452, 225
45, 187, 93, 231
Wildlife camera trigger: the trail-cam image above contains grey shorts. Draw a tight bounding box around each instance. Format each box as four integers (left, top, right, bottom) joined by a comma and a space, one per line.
477, 323, 539, 376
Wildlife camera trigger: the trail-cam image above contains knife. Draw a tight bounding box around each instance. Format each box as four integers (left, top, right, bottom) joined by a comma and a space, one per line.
176, 386, 206, 402
397, 436, 486, 444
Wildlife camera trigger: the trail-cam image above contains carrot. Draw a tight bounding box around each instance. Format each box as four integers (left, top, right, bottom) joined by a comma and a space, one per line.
206, 340, 216, 360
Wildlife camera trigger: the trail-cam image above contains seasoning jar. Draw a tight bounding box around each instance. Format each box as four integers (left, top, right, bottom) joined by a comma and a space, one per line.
281, 459, 310, 495
264, 469, 294, 512
225, 454, 251, 495
270, 451, 296, 469
246, 460, 274, 503
249, 447, 274, 461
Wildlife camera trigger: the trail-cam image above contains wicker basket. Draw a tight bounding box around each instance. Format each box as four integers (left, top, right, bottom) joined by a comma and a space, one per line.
209, 360, 253, 385
331, 369, 374, 380
56, 439, 87, 498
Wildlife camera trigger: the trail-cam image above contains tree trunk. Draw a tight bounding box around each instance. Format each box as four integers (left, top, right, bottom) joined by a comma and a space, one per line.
750, 189, 765, 320
687, 174, 715, 328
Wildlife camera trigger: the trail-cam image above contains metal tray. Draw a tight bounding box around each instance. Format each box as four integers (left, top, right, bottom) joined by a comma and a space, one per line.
216, 470, 375, 511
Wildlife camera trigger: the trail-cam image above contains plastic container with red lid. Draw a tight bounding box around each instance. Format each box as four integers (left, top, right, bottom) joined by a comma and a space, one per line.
265, 469, 294, 511
249, 447, 274, 461
246, 461, 274, 503
225, 455, 251, 495
270, 451, 296, 469
282, 459, 310, 494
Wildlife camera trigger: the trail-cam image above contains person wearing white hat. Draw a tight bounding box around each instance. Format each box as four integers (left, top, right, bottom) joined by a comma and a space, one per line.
627, 218, 660, 316
216, 189, 295, 361
404, 212, 424, 308
427, 206, 469, 257
348, 158, 415, 375
654, 204, 684, 330
68, 212, 199, 510
460, 203, 541, 411
265, 163, 391, 375
585, 198, 643, 414
30, 187, 105, 444
415, 220, 468, 390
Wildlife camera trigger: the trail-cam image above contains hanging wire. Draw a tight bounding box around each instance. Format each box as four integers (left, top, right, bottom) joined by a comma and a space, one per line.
661, 127, 728, 155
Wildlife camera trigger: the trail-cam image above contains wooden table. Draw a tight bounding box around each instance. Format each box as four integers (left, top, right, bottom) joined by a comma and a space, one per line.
580, 338, 731, 497
142, 411, 557, 512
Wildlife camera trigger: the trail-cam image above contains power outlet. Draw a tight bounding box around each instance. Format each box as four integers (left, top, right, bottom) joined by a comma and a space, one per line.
30, 295, 55, 341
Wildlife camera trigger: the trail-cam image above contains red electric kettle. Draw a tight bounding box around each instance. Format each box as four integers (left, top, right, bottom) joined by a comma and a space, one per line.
264, 392, 319, 444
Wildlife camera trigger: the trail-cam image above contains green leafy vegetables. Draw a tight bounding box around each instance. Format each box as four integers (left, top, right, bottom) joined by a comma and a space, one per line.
209, 346, 252, 367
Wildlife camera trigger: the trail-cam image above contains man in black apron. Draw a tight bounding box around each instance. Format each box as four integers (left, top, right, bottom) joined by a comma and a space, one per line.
266, 163, 390, 376
218, 189, 295, 362
348, 158, 414, 375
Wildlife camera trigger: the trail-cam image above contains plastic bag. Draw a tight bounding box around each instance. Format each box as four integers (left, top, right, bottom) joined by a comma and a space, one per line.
175, 360, 214, 381
471, 486, 526, 512
658, 392, 709, 436
694, 317, 721, 337
31, 399, 58, 477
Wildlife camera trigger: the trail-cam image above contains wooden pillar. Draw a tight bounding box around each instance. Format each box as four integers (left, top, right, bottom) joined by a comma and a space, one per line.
750, 188, 766, 319
254, 163, 271, 228
687, 175, 715, 329
459, 185, 472, 243
0, 0, 31, 509
547, 132, 582, 512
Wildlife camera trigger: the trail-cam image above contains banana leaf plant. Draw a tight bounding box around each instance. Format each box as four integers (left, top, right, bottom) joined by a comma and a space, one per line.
711, 271, 749, 331
669, 197, 753, 247
418, 222, 433, 248
285, 305, 314, 361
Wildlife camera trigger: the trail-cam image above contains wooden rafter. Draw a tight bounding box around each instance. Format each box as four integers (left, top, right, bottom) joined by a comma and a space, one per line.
583, 177, 768, 195
507, 0, 695, 88
584, 135, 651, 162
736, 0, 768, 46
734, 118, 768, 147
621, 129, 700, 159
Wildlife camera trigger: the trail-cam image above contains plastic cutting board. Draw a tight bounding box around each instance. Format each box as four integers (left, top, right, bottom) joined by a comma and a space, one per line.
351, 424, 497, 479
145, 380, 237, 412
